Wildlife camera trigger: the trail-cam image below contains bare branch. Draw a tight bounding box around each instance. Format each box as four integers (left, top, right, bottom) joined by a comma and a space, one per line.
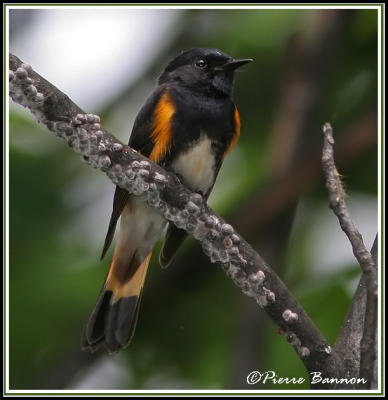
333, 236, 378, 389
322, 123, 378, 389
359, 235, 378, 389
9, 54, 341, 382
321, 122, 375, 273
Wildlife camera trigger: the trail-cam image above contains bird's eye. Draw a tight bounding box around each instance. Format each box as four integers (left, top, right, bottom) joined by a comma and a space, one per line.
194, 59, 207, 68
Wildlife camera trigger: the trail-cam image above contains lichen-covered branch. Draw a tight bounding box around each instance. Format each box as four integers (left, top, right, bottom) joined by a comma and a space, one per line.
9, 55, 377, 389
9, 53, 343, 383
322, 123, 378, 389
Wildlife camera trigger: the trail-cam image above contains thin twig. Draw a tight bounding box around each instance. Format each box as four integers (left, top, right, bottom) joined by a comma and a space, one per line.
322, 122, 375, 273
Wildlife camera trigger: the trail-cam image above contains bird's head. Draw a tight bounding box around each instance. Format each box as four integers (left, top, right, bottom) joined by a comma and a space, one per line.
159, 48, 252, 96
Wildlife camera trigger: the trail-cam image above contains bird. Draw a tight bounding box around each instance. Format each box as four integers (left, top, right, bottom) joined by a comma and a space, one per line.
82, 47, 252, 353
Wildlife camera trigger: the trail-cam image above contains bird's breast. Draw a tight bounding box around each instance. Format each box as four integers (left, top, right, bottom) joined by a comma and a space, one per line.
170, 133, 216, 194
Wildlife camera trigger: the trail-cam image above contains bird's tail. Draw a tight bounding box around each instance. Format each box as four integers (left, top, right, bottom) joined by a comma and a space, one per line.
82, 250, 151, 353
82, 196, 166, 353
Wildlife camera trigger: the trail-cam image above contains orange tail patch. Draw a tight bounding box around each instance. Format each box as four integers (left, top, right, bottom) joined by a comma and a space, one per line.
106, 252, 152, 302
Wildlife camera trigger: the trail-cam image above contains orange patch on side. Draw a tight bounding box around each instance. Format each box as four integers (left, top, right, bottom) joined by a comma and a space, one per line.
223, 107, 241, 161
149, 90, 175, 163
107, 252, 152, 303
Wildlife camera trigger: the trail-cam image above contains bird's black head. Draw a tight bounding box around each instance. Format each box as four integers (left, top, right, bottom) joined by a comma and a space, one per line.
159, 48, 252, 97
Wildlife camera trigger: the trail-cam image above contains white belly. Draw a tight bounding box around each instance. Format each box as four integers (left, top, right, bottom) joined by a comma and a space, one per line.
171, 135, 216, 194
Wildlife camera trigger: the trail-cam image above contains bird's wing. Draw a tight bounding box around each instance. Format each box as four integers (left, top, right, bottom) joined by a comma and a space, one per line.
100, 85, 169, 260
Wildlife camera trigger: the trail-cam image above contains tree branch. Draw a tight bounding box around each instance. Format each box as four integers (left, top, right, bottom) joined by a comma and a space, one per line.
9, 53, 339, 382
10, 54, 378, 390
359, 235, 378, 389
333, 236, 378, 389
322, 123, 378, 389
322, 123, 376, 274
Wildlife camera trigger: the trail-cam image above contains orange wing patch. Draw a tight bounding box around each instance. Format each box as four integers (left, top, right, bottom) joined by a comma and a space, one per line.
223, 106, 241, 161
149, 90, 175, 163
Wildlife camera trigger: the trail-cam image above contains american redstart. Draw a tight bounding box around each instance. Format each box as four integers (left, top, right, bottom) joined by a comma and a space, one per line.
82, 48, 252, 353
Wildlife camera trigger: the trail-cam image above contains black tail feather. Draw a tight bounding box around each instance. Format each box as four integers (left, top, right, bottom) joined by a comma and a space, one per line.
104, 298, 121, 353
115, 291, 143, 347
82, 288, 143, 354
83, 287, 112, 347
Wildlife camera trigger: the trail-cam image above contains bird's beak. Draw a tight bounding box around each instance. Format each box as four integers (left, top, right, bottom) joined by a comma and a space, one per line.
221, 58, 253, 70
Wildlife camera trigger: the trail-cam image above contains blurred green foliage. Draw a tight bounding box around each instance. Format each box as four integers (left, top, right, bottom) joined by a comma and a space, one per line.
9, 8, 378, 391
